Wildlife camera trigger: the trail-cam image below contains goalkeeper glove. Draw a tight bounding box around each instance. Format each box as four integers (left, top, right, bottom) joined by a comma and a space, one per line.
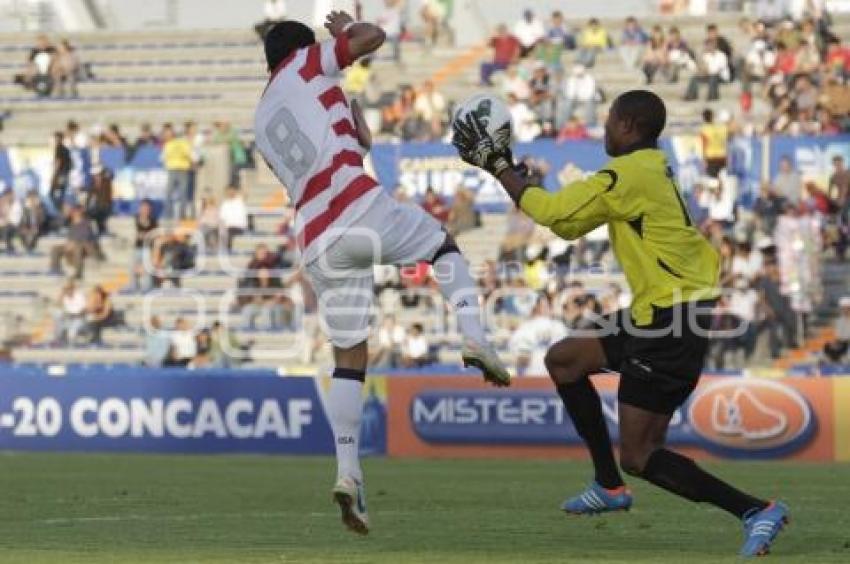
452, 112, 514, 178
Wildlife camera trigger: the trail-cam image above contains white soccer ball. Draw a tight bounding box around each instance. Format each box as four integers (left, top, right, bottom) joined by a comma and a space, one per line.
452, 93, 512, 150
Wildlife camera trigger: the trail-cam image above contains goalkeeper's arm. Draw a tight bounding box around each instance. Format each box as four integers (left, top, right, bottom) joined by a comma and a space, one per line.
496, 167, 617, 240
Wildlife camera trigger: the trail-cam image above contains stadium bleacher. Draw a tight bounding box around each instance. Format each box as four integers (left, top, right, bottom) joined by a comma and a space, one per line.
2, 12, 848, 144
0, 10, 847, 375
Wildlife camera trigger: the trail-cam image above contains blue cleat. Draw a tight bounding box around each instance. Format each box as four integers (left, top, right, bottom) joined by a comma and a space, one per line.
561, 482, 633, 515
740, 501, 790, 557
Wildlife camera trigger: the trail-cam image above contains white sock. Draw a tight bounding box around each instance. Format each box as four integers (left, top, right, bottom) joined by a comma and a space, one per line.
328, 377, 364, 482
432, 251, 488, 346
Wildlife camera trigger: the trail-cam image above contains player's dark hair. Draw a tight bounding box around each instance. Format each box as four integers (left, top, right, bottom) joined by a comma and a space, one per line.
264, 20, 316, 72
702, 108, 713, 123
612, 90, 666, 142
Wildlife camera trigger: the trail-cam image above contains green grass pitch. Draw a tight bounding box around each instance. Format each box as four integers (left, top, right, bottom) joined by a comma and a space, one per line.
0, 453, 848, 563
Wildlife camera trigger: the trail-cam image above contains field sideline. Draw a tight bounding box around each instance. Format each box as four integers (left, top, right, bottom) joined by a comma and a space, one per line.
0, 454, 847, 563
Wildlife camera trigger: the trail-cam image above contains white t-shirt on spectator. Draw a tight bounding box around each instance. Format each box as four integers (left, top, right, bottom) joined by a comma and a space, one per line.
62, 290, 86, 316
404, 334, 429, 360
171, 330, 197, 360
378, 324, 406, 349
219, 196, 248, 229
33, 52, 52, 74
708, 172, 737, 222
513, 18, 546, 48
835, 314, 850, 341
732, 252, 763, 281
510, 316, 568, 376
8, 198, 22, 226
746, 42, 776, 76
702, 50, 730, 81
509, 101, 541, 143
563, 74, 596, 102
414, 91, 446, 122
728, 289, 758, 323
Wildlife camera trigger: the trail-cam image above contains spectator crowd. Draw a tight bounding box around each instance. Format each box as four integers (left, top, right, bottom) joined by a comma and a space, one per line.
463, 6, 850, 142
2, 3, 849, 373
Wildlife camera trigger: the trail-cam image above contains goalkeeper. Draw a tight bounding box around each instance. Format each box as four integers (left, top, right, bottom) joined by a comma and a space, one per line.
452, 89, 788, 558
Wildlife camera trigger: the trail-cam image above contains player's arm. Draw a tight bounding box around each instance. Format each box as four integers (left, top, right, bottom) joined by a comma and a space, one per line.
497, 167, 615, 239
453, 113, 614, 239
325, 11, 386, 62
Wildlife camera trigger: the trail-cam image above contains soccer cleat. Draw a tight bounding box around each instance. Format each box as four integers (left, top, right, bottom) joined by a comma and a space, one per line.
461, 341, 511, 387
740, 501, 790, 557
332, 477, 369, 535
561, 482, 633, 515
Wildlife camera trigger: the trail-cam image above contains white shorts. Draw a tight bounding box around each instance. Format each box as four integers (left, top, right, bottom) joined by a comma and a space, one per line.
305, 192, 446, 348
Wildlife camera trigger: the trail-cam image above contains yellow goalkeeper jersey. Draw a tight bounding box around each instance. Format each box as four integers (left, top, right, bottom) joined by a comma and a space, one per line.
519, 148, 720, 326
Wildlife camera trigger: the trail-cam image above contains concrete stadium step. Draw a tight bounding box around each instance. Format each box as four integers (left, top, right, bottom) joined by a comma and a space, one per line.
0, 255, 135, 277
0, 254, 53, 271
12, 345, 146, 364
100, 327, 303, 348
112, 291, 228, 310
0, 273, 71, 290
0, 28, 255, 46
2, 109, 260, 143
0, 55, 266, 71
0, 77, 266, 98
231, 234, 287, 252
0, 93, 227, 110
121, 309, 245, 328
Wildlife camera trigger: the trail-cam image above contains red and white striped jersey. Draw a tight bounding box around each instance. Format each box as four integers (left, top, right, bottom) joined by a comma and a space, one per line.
254, 35, 380, 264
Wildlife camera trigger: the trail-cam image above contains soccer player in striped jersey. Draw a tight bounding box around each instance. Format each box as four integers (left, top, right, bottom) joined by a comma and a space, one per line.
254, 11, 510, 536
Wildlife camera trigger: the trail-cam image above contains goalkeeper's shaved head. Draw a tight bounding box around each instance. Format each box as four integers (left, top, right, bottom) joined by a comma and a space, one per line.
604, 90, 666, 156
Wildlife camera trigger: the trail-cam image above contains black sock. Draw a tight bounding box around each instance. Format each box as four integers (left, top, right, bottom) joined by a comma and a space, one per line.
332, 367, 366, 382
642, 448, 769, 518
556, 379, 624, 489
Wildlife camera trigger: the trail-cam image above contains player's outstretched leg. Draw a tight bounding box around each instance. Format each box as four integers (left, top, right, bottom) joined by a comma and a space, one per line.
429, 236, 510, 387
618, 402, 789, 556
327, 343, 370, 535
544, 337, 627, 513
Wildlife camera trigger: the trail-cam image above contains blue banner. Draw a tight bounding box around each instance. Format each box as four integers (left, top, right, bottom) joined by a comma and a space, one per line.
112, 144, 168, 201
370, 139, 608, 212
769, 135, 850, 186
0, 149, 13, 190
0, 372, 346, 454
727, 135, 763, 207
408, 381, 817, 460
70, 147, 92, 195
0, 145, 168, 204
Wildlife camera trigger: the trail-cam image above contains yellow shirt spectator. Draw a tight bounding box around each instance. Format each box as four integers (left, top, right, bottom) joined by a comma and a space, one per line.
700, 123, 728, 160
580, 24, 609, 49
523, 258, 547, 291
343, 61, 371, 95
162, 137, 193, 171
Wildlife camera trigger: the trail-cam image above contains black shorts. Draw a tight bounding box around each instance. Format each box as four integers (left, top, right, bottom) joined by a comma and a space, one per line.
596, 300, 716, 415
705, 157, 726, 178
